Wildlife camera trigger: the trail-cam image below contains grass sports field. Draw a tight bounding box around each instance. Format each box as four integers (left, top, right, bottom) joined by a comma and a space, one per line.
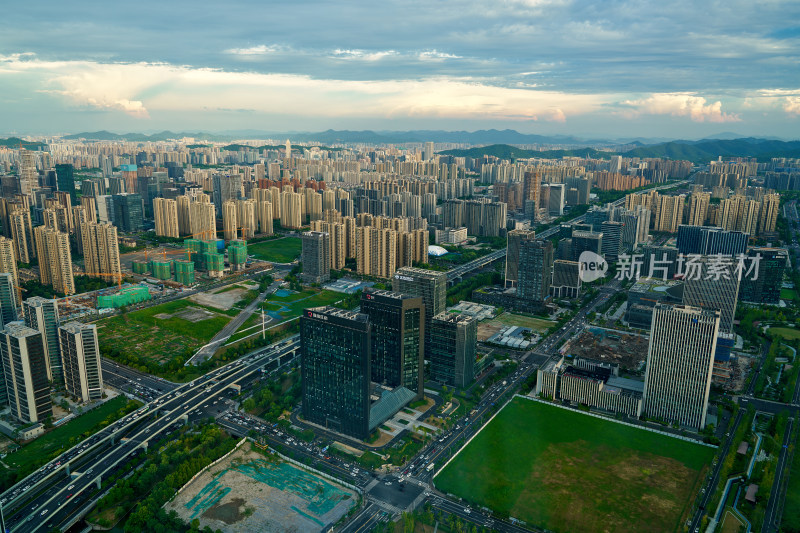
248, 237, 302, 263
770, 327, 800, 341
435, 398, 714, 533
97, 299, 232, 363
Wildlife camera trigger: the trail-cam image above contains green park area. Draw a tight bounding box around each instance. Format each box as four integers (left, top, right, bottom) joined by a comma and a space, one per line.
1, 397, 140, 490
248, 236, 302, 263
97, 298, 232, 365
261, 288, 347, 322
435, 398, 714, 533
770, 327, 800, 341
494, 312, 555, 331
780, 288, 799, 301
784, 422, 800, 533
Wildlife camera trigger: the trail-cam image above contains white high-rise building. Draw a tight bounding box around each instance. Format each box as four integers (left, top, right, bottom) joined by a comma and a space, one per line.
59, 322, 103, 403
643, 304, 719, 429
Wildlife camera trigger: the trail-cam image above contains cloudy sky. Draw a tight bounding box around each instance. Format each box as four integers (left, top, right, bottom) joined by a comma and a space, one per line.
1, 0, 799, 139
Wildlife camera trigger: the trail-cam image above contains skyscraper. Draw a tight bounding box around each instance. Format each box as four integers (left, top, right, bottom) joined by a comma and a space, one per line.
0, 236, 19, 288
301, 231, 331, 284
392, 266, 447, 348
112, 193, 143, 232
59, 322, 103, 403
189, 200, 216, 240
643, 304, 719, 429
18, 150, 37, 196
681, 256, 740, 334
653, 194, 685, 233
676, 225, 748, 257
34, 226, 75, 295
213, 174, 243, 213
600, 221, 623, 261
429, 313, 477, 388
301, 307, 371, 440
81, 222, 121, 278
739, 247, 787, 304
153, 197, 179, 238
9, 208, 34, 263
55, 163, 76, 205
0, 273, 19, 327
517, 239, 554, 303
23, 297, 61, 382
505, 229, 536, 288
361, 288, 424, 399
0, 321, 53, 424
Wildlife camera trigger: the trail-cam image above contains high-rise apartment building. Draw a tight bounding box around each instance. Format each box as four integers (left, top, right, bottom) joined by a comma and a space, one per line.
59, 322, 103, 403
681, 256, 739, 334
301, 231, 331, 284
429, 313, 477, 388
237, 198, 257, 239
0, 321, 53, 424
23, 297, 60, 382
686, 192, 710, 226
222, 200, 238, 241
301, 307, 371, 440
643, 304, 719, 429
518, 239, 553, 303
0, 236, 18, 288
758, 193, 780, 235
281, 191, 303, 229
34, 226, 75, 295
18, 150, 37, 196
653, 194, 685, 233
189, 200, 216, 240
361, 288, 424, 399
153, 198, 179, 238
505, 229, 536, 288
9, 208, 34, 263
81, 222, 121, 278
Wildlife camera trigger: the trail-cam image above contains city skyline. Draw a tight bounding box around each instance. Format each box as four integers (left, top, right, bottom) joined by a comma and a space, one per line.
1, 0, 798, 138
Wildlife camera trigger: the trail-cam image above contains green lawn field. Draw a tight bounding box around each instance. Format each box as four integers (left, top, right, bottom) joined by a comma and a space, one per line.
783, 422, 800, 532
770, 327, 800, 341
261, 289, 345, 321
97, 299, 232, 363
435, 398, 714, 533
780, 288, 798, 301
248, 237, 302, 263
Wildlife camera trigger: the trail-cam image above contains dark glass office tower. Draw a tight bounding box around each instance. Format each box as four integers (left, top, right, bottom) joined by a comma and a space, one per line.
301, 306, 371, 440
360, 288, 424, 399
429, 313, 477, 388
111, 193, 143, 232
55, 163, 76, 205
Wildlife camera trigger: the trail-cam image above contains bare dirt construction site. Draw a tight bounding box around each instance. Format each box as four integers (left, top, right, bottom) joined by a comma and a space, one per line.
566, 328, 649, 370
166, 446, 357, 533
189, 285, 250, 311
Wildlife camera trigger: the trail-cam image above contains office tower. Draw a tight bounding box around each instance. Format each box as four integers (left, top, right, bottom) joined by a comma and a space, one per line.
739, 247, 787, 304
0, 237, 18, 288
55, 163, 76, 205
96, 195, 111, 224
600, 221, 623, 261
642, 245, 679, 280
23, 297, 60, 382
112, 193, 143, 232
301, 307, 371, 440
9, 208, 34, 263
153, 198, 179, 238
213, 174, 242, 213
18, 150, 38, 196
222, 200, 238, 241
523, 172, 541, 220
571, 230, 603, 262
653, 194, 685, 233
686, 192, 710, 226
429, 313, 477, 388
423, 141, 435, 161
505, 229, 536, 288
189, 200, 216, 240
759, 193, 780, 235
551, 260, 581, 298
643, 304, 719, 429
585, 206, 610, 232
361, 288, 424, 399
34, 227, 75, 295
256, 200, 273, 235
517, 239, 554, 303
548, 183, 565, 216
59, 322, 103, 402
108, 176, 125, 196
281, 191, 303, 229
237, 199, 257, 239
610, 155, 623, 172
120, 164, 138, 193
682, 256, 739, 334
0, 273, 18, 327
301, 231, 331, 284
81, 222, 121, 277
676, 226, 748, 257
392, 267, 447, 347
0, 321, 53, 423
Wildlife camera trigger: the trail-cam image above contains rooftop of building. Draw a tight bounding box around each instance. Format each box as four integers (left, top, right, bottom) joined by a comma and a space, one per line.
304, 305, 368, 323
432, 312, 475, 324
363, 287, 420, 301
59, 321, 95, 334
630, 277, 683, 293
2, 321, 40, 338
394, 266, 447, 280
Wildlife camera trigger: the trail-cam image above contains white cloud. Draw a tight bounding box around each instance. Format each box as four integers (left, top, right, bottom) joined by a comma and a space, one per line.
418, 50, 462, 61
622, 93, 740, 123
224, 45, 282, 55
331, 49, 399, 61
784, 96, 800, 115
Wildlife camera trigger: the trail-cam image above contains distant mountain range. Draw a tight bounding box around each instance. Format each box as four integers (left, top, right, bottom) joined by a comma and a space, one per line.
441, 138, 800, 164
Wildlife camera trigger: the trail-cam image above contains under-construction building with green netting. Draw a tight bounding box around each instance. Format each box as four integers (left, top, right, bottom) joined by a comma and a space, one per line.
174, 260, 195, 285
228, 240, 248, 271
97, 286, 151, 309
150, 259, 172, 280
131, 260, 149, 275
184, 238, 225, 275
